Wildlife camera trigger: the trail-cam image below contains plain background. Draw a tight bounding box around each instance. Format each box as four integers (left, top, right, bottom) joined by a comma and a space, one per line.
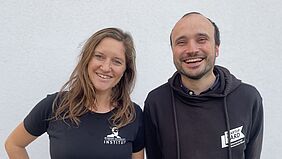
1, 0, 281, 158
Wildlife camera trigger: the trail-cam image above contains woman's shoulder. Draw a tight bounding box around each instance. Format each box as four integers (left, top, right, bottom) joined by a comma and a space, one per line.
132, 102, 142, 113
23, 92, 59, 136
33, 92, 59, 110
46, 92, 59, 101
132, 102, 143, 123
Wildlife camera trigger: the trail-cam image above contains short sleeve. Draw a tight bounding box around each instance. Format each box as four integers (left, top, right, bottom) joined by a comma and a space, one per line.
132, 104, 144, 152
23, 93, 57, 136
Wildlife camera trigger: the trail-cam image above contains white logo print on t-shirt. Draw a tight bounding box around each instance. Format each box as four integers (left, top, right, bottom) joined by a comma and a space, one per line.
104, 127, 126, 144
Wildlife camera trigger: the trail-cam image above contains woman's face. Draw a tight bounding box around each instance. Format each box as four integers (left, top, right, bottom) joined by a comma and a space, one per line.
87, 37, 126, 95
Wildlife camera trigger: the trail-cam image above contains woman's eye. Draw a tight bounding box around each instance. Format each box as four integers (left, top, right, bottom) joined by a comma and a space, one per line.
112, 59, 123, 66
94, 54, 104, 60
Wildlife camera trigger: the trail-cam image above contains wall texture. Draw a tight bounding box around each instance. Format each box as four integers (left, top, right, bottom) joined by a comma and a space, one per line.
1, 0, 281, 158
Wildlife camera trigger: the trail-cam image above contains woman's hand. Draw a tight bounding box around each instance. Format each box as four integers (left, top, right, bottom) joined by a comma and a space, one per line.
132, 149, 144, 159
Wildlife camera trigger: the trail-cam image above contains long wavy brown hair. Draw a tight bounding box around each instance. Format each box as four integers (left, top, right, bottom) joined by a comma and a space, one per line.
52, 28, 136, 128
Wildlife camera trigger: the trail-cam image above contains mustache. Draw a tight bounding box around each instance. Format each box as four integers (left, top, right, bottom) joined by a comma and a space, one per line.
179, 52, 206, 61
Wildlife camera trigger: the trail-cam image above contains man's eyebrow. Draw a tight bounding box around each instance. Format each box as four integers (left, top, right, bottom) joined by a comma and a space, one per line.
174, 36, 187, 42
196, 33, 210, 38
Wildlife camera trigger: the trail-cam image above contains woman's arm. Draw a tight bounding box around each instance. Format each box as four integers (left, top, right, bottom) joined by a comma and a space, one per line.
5, 122, 38, 159
132, 149, 144, 159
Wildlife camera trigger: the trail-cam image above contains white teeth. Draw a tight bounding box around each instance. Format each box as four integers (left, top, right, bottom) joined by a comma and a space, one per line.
97, 73, 111, 79
185, 58, 202, 63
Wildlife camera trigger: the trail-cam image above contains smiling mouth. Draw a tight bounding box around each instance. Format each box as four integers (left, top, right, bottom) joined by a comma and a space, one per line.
184, 58, 203, 64
97, 73, 112, 79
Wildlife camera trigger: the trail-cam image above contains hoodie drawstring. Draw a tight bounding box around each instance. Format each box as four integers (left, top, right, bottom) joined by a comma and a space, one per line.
171, 88, 232, 159
171, 88, 181, 159
223, 97, 232, 159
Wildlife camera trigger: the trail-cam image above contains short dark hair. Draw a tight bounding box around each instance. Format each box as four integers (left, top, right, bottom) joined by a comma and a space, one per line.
170, 12, 220, 47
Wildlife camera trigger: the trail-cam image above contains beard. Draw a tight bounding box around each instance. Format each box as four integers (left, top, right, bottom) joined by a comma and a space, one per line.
178, 65, 212, 80
174, 54, 216, 80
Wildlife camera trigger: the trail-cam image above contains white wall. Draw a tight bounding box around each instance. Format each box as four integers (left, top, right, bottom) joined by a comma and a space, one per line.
1, 0, 281, 158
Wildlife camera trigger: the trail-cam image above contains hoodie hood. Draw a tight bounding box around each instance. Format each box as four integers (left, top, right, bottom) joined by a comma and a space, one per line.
168, 65, 241, 100
168, 65, 242, 159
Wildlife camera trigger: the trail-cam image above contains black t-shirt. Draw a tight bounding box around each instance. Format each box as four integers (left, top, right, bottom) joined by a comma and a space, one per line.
24, 93, 144, 159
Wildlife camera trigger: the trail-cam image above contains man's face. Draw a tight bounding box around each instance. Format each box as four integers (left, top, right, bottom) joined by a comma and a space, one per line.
171, 14, 219, 80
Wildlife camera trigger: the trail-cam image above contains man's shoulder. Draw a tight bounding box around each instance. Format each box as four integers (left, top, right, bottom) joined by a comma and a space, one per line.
235, 82, 262, 100
146, 82, 171, 101
148, 82, 170, 95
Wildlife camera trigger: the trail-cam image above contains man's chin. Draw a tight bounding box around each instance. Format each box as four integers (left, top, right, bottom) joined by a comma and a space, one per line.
179, 71, 204, 80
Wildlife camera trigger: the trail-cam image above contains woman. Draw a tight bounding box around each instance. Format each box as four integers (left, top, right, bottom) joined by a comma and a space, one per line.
5, 28, 144, 159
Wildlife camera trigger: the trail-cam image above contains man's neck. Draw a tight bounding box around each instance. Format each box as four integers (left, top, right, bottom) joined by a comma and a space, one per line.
181, 71, 216, 95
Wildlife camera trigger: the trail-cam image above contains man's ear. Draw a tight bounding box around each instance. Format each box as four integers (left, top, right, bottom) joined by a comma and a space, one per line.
215, 45, 219, 57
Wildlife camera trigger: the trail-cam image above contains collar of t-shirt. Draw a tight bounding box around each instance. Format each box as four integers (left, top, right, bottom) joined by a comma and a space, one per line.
180, 70, 220, 95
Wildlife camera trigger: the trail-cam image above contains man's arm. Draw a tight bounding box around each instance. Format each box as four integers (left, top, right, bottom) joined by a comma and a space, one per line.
245, 97, 264, 159
144, 101, 162, 159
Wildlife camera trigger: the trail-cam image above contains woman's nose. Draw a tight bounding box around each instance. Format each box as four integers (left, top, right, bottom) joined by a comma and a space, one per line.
100, 60, 111, 71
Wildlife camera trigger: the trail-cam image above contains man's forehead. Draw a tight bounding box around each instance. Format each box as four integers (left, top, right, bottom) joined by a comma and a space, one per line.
172, 14, 214, 38
178, 14, 213, 29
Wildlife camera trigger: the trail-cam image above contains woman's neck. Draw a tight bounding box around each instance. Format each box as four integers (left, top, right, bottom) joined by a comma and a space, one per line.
91, 91, 113, 113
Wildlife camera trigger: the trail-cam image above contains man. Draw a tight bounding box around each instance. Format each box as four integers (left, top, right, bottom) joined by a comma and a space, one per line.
144, 12, 263, 159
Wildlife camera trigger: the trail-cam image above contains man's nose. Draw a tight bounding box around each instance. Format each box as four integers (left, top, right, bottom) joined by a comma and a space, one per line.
185, 41, 199, 53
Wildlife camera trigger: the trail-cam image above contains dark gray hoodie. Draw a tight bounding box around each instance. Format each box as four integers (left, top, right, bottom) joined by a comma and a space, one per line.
144, 65, 263, 159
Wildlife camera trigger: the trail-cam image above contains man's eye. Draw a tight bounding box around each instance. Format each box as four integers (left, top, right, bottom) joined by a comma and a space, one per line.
176, 41, 186, 45
198, 38, 207, 43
